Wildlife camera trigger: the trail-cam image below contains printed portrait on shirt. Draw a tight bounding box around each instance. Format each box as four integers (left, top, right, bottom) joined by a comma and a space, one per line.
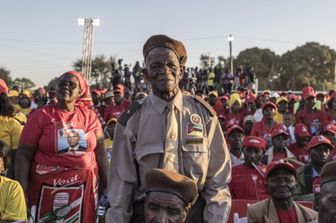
57, 123, 87, 154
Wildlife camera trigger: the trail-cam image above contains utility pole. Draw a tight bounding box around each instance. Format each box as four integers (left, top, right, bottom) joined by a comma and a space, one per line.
78, 18, 100, 80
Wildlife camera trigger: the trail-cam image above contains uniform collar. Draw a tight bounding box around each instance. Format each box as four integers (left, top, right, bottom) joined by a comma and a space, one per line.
149, 90, 183, 115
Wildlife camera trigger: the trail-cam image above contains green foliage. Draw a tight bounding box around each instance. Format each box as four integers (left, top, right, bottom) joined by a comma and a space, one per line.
235, 47, 279, 90
13, 77, 35, 89
200, 54, 215, 69
278, 42, 336, 91
0, 67, 12, 85
73, 55, 118, 88
202, 42, 336, 91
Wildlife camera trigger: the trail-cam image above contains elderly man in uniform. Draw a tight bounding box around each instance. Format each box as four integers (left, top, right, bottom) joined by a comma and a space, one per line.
106, 35, 231, 223
316, 160, 336, 223
247, 162, 318, 223
144, 169, 198, 223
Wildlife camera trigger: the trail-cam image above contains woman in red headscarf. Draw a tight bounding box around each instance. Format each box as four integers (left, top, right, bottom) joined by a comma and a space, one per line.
15, 71, 108, 223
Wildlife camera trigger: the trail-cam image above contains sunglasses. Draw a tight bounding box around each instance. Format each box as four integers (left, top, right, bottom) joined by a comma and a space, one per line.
58, 80, 78, 89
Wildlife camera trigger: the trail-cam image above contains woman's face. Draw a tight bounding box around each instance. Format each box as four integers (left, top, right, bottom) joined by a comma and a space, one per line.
56, 74, 81, 103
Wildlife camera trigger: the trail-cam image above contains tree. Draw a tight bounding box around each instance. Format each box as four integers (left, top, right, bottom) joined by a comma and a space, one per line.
73, 55, 120, 88
278, 42, 336, 91
13, 77, 35, 89
235, 47, 279, 90
0, 67, 12, 85
200, 53, 215, 69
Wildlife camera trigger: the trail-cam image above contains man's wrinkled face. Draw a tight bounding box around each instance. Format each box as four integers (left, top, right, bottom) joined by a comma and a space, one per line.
267, 169, 296, 200
145, 192, 188, 223
309, 145, 330, 166
145, 47, 182, 95
228, 130, 244, 150
243, 147, 263, 167
318, 181, 336, 223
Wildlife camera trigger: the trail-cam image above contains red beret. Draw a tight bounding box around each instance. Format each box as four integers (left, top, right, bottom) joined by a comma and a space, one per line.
307, 135, 334, 152
143, 34, 187, 66
145, 168, 198, 205
243, 136, 267, 150
294, 123, 311, 138
271, 124, 289, 139
266, 161, 297, 180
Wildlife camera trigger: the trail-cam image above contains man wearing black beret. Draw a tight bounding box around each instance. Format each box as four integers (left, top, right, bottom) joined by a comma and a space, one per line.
106, 35, 231, 223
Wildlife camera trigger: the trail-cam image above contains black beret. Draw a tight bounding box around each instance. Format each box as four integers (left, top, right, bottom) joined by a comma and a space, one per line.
321, 161, 336, 186
145, 168, 198, 205
143, 34, 187, 66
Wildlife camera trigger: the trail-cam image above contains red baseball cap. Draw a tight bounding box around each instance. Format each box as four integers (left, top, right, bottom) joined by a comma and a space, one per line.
271, 124, 289, 139
262, 102, 277, 111
243, 136, 267, 151
266, 161, 297, 180
307, 135, 334, 152
302, 86, 316, 100
226, 125, 244, 137
324, 124, 336, 134
294, 123, 311, 138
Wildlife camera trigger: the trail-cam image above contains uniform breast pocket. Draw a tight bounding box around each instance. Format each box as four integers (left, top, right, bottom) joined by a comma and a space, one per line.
135, 143, 164, 171
182, 138, 208, 177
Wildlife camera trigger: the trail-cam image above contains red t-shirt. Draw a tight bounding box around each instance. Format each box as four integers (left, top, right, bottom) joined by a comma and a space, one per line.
225, 113, 244, 128
272, 152, 287, 162
324, 112, 336, 126
288, 143, 310, 163
295, 109, 326, 135
276, 207, 298, 223
20, 104, 102, 168
250, 120, 277, 147
103, 100, 130, 121
229, 164, 269, 200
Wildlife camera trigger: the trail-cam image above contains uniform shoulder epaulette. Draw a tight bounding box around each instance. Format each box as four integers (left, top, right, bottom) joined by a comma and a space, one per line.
192, 95, 216, 117
117, 99, 143, 126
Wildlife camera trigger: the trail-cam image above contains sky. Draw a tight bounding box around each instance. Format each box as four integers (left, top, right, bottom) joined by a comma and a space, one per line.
1, 0, 336, 86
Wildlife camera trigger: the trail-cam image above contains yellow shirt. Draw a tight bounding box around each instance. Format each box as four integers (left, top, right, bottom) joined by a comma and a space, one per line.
208, 72, 215, 86
0, 116, 23, 149
274, 112, 283, 124
0, 176, 27, 221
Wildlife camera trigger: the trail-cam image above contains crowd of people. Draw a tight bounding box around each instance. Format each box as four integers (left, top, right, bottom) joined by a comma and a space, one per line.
1, 34, 336, 223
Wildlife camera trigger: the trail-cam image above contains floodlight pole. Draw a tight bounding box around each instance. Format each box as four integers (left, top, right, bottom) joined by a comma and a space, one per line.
228, 35, 234, 75
78, 18, 100, 80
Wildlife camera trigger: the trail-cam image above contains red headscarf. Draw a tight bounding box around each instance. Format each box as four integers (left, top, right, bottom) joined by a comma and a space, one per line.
59, 71, 93, 107
0, 79, 9, 95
